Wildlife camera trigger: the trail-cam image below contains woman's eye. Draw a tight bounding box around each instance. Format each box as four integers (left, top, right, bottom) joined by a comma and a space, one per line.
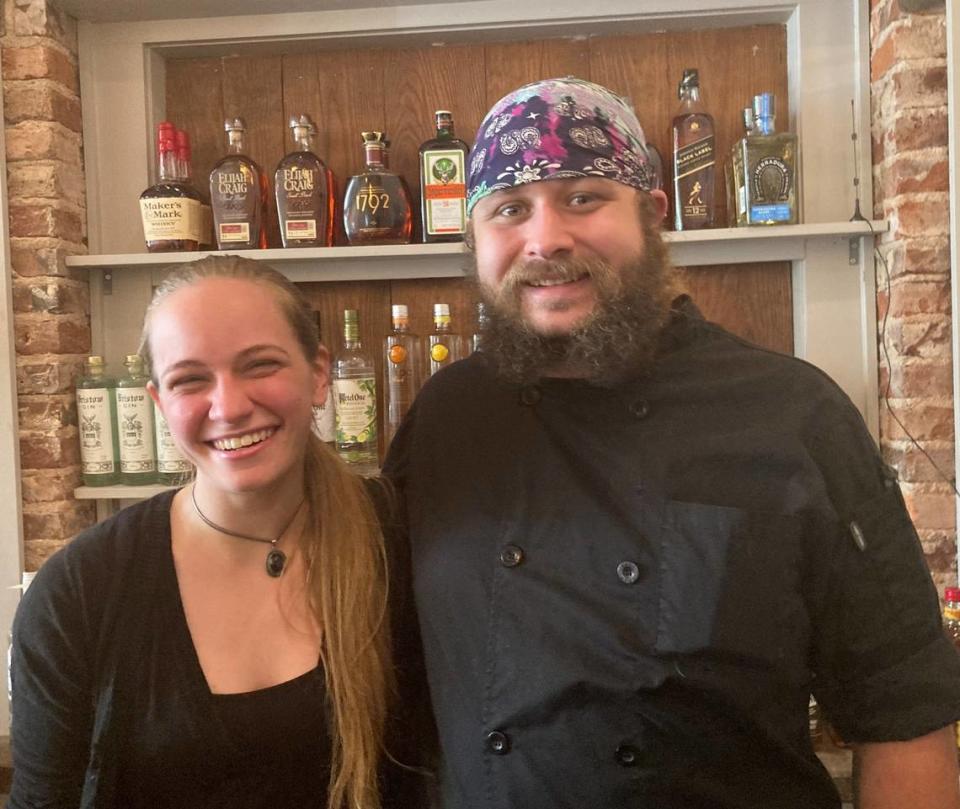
247, 359, 280, 374
168, 375, 204, 390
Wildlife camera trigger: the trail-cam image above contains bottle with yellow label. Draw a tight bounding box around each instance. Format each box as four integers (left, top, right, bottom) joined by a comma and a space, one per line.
426, 303, 463, 379
383, 304, 421, 446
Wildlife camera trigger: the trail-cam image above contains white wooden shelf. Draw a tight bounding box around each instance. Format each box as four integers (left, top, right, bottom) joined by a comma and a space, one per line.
66, 220, 888, 279
75, 484, 178, 499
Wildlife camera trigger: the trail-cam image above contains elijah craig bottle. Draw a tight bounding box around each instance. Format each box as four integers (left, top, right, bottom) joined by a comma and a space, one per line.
210, 117, 269, 250
671, 68, 716, 230
275, 114, 332, 248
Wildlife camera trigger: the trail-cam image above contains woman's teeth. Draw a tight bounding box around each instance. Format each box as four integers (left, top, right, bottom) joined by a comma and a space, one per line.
212, 428, 274, 451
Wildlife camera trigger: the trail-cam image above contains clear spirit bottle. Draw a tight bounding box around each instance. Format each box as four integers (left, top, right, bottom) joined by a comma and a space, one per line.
732, 93, 799, 226
671, 68, 716, 230
275, 114, 333, 248
139, 121, 202, 252
343, 131, 413, 245
384, 304, 421, 445
154, 404, 192, 485
332, 309, 378, 475
76, 355, 120, 486
426, 303, 463, 378
116, 354, 157, 485
311, 312, 335, 446
471, 301, 489, 355
419, 110, 469, 242
210, 117, 269, 250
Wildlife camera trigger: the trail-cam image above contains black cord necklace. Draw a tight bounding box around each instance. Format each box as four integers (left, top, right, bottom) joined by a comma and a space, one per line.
190, 484, 304, 578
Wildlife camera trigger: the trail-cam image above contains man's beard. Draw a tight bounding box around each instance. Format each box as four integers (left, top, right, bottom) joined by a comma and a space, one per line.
471, 232, 675, 387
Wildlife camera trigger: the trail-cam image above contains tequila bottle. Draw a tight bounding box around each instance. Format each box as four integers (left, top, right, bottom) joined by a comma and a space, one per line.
116, 354, 157, 484
671, 68, 716, 230
139, 121, 202, 252
419, 110, 469, 242
384, 304, 421, 445
210, 117, 269, 250
154, 404, 192, 485
343, 131, 413, 245
732, 93, 799, 226
426, 303, 463, 378
333, 310, 378, 475
275, 114, 332, 248
76, 355, 120, 486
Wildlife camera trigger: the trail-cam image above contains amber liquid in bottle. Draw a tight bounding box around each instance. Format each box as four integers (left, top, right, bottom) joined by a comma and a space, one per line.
275, 114, 331, 248
210, 118, 269, 250
140, 121, 201, 252
419, 110, 469, 243
671, 68, 716, 231
343, 131, 413, 245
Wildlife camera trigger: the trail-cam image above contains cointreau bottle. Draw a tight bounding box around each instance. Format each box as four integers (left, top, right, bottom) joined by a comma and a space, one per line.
139, 121, 201, 252
671, 69, 716, 231
419, 110, 469, 242
210, 118, 269, 250
275, 114, 332, 248
343, 131, 413, 245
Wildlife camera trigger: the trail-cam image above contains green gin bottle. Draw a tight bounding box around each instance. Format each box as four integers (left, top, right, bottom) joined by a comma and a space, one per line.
154, 404, 192, 485
332, 310, 378, 475
76, 356, 120, 486
116, 354, 157, 485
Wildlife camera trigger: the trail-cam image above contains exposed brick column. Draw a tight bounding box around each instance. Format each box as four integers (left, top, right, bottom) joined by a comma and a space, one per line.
870, 0, 954, 591
2, 0, 94, 569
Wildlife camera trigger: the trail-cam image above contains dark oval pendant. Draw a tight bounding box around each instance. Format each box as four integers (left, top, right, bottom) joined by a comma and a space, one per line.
265, 548, 287, 578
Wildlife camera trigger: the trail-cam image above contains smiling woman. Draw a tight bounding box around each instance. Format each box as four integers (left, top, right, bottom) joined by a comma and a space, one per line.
7, 256, 432, 809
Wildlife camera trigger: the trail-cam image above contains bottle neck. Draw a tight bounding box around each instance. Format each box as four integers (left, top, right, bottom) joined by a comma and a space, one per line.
434, 320, 450, 333
228, 131, 246, 154
755, 115, 776, 136
392, 321, 409, 333
364, 144, 385, 169
682, 85, 701, 104
293, 126, 312, 152
436, 124, 454, 140
158, 148, 179, 182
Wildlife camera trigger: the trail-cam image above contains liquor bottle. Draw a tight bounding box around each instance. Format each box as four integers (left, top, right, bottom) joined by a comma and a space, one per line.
154, 404, 192, 485
471, 301, 489, 354
671, 68, 716, 231
384, 304, 421, 445
426, 303, 463, 378
210, 117, 269, 250
76, 355, 120, 486
175, 128, 213, 248
419, 110, 469, 242
311, 312, 335, 446
275, 114, 332, 248
332, 309, 378, 475
343, 131, 413, 245
944, 588, 960, 754
115, 354, 157, 485
139, 121, 202, 252
731, 93, 800, 226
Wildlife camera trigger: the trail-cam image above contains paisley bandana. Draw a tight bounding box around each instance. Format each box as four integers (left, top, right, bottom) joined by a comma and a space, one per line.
466, 77, 658, 215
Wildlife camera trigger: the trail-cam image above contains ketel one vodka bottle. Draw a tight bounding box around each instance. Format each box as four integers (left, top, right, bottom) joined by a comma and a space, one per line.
311, 312, 336, 447
154, 404, 192, 485
76, 356, 120, 486
384, 304, 421, 445
139, 121, 202, 252
115, 354, 157, 484
333, 310, 378, 475
426, 303, 463, 379
419, 110, 469, 242
275, 114, 333, 248
343, 131, 413, 245
210, 117, 269, 250
671, 68, 716, 230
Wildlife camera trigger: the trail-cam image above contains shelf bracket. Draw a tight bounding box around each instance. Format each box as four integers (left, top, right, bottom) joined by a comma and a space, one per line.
103, 271, 113, 295
848, 237, 860, 266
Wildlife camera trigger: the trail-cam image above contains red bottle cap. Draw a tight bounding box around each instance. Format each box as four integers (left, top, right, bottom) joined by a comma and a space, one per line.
945, 587, 960, 603
157, 121, 177, 152
175, 129, 191, 160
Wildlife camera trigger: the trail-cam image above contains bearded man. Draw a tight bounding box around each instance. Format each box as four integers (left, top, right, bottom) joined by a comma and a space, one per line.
383, 78, 960, 809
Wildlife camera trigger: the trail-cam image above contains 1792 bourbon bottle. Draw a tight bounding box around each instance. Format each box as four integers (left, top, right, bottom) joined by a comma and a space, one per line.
275, 114, 332, 248
210, 117, 268, 250
139, 121, 202, 252
671, 69, 716, 230
343, 131, 413, 245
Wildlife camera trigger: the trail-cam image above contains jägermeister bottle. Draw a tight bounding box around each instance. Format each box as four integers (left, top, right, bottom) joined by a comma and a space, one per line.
116, 354, 157, 484
76, 356, 120, 486
332, 310, 378, 475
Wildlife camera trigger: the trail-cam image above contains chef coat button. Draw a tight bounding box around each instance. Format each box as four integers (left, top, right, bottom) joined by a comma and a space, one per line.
617, 560, 641, 584
486, 730, 511, 755
519, 385, 541, 406
629, 398, 650, 419
615, 744, 639, 766
500, 544, 524, 568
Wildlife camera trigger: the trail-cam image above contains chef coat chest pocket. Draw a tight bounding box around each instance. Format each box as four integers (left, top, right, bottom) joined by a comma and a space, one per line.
655, 500, 808, 663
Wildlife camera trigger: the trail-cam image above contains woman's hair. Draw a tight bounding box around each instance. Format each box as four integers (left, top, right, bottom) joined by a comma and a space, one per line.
140, 255, 392, 809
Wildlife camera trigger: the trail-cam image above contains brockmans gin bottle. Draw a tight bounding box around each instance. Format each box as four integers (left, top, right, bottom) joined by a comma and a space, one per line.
76, 356, 120, 486
671, 69, 716, 231
275, 114, 332, 247
210, 117, 268, 250
419, 111, 469, 242
343, 132, 413, 245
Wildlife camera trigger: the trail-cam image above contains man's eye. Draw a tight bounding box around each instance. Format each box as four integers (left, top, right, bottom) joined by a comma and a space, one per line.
569, 192, 597, 206
495, 203, 523, 218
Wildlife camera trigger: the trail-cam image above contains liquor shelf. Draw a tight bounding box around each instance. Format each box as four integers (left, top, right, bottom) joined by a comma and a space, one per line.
65, 220, 888, 281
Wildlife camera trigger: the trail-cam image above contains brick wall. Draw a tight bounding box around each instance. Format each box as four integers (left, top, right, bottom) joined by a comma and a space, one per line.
3, 0, 93, 569
870, 0, 955, 592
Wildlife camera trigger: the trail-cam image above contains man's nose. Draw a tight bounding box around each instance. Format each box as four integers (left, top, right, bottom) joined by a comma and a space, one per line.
523, 204, 576, 261
207, 377, 254, 423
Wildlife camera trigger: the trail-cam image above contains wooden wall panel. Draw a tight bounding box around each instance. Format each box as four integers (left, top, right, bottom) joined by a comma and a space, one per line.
483, 39, 591, 108
164, 57, 224, 193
